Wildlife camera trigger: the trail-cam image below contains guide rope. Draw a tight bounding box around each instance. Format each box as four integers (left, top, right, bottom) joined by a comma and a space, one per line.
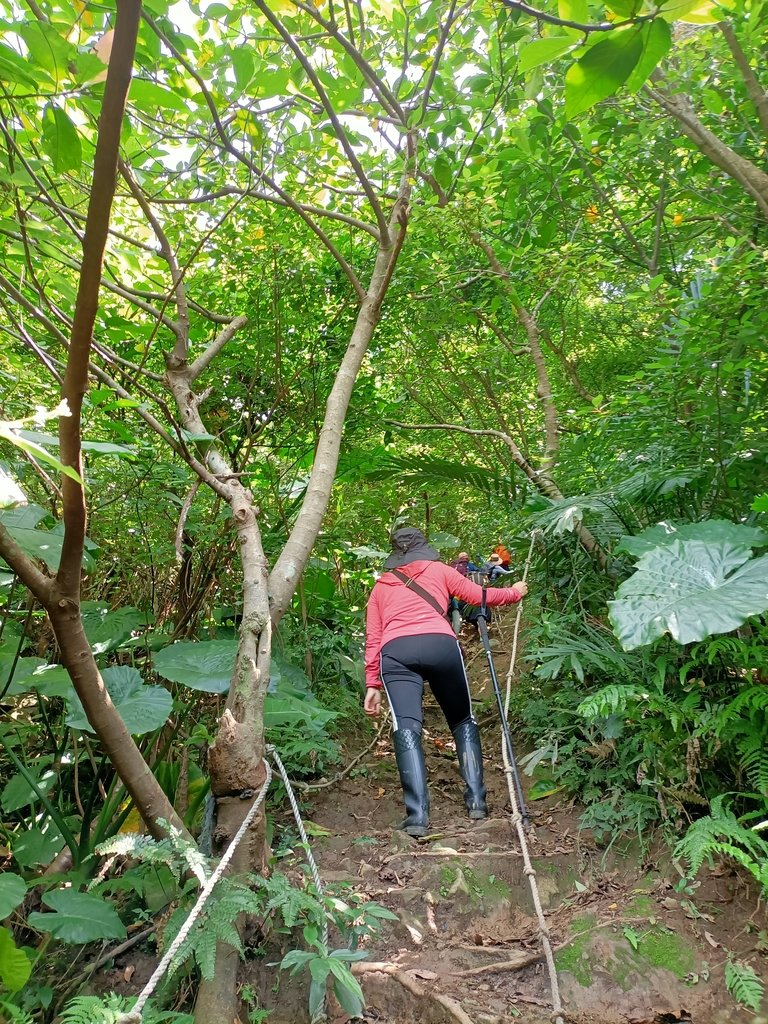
267, 743, 330, 949
116, 760, 272, 1023
482, 529, 565, 1024
117, 744, 331, 1022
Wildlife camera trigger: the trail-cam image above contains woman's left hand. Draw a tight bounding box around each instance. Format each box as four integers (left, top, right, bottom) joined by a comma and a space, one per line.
364, 687, 382, 718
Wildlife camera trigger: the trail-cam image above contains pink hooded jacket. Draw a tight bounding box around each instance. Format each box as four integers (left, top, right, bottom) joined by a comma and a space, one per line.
364, 560, 523, 688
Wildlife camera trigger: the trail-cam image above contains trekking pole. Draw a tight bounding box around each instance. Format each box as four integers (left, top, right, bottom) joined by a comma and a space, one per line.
476, 589, 529, 824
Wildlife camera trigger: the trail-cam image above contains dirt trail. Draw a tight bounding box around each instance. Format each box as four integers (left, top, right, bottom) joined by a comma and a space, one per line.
96, 624, 766, 1023
257, 626, 765, 1024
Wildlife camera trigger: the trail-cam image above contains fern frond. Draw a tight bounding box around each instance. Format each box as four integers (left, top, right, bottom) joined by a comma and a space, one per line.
578, 685, 642, 719
0, 1000, 35, 1024
163, 877, 266, 981
59, 994, 127, 1024
361, 453, 511, 498
723, 686, 768, 718
725, 959, 765, 1011
738, 732, 768, 796
675, 806, 768, 892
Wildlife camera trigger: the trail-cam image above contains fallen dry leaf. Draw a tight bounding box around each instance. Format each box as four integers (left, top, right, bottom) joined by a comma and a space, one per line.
123, 964, 135, 983
704, 931, 720, 948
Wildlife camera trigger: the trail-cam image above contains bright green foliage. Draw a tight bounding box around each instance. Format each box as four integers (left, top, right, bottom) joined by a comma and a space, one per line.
80, 603, 150, 655
0, 0, 766, 1013
725, 958, 765, 1012
609, 531, 768, 649
96, 826, 210, 887
281, 946, 367, 1021
565, 28, 646, 117
0, 876, 25, 920
65, 665, 172, 735
59, 995, 192, 1024
163, 878, 262, 982
27, 890, 126, 944
0, 928, 31, 992
674, 796, 768, 896
152, 640, 237, 694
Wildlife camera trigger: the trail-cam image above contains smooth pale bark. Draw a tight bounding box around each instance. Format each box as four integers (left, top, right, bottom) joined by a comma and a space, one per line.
269, 196, 409, 621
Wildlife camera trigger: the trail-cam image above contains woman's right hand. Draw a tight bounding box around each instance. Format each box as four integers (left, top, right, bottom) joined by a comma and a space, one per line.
364, 687, 382, 718
513, 581, 529, 598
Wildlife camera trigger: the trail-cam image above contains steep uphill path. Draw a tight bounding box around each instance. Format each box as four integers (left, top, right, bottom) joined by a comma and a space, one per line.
252, 614, 765, 1024
96, 615, 766, 1023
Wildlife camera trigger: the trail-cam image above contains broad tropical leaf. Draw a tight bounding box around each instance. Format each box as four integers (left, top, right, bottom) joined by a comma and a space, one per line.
519, 36, 575, 73
0, 927, 32, 991
153, 639, 237, 693
81, 603, 150, 655
609, 539, 768, 649
41, 104, 82, 174
565, 28, 644, 117
616, 519, 767, 559
65, 666, 172, 735
0, 874, 26, 918
27, 890, 126, 944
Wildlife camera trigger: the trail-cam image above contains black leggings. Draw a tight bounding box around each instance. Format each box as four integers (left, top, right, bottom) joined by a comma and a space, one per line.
380, 633, 474, 735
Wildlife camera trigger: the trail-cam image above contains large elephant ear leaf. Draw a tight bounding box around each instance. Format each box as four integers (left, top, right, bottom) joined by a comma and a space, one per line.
609, 539, 768, 650
65, 666, 172, 735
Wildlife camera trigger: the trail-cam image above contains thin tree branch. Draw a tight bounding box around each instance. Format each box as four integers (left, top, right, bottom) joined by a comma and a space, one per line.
143, 12, 367, 301
175, 480, 201, 563
649, 173, 667, 276
252, 0, 390, 242
145, 183, 380, 237
292, 0, 405, 121
469, 233, 560, 470
0, 526, 52, 601
498, 0, 651, 33
187, 315, 249, 381
719, 22, 768, 139
119, 158, 190, 361
647, 75, 768, 218
418, 0, 459, 125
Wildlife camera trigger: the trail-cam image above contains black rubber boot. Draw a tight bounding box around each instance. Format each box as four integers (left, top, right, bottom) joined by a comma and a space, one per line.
453, 721, 488, 820
393, 728, 430, 837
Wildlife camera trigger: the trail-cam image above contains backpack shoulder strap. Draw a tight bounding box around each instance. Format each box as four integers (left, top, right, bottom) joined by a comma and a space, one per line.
390, 567, 448, 618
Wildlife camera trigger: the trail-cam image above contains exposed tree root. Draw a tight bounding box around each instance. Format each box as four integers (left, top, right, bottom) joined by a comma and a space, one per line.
450, 915, 653, 977
353, 962, 476, 1024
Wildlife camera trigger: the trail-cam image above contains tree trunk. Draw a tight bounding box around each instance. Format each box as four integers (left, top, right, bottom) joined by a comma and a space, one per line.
0, 0, 189, 843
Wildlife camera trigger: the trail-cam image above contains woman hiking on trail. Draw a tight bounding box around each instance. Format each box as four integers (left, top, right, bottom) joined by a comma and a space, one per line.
364, 527, 528, 837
